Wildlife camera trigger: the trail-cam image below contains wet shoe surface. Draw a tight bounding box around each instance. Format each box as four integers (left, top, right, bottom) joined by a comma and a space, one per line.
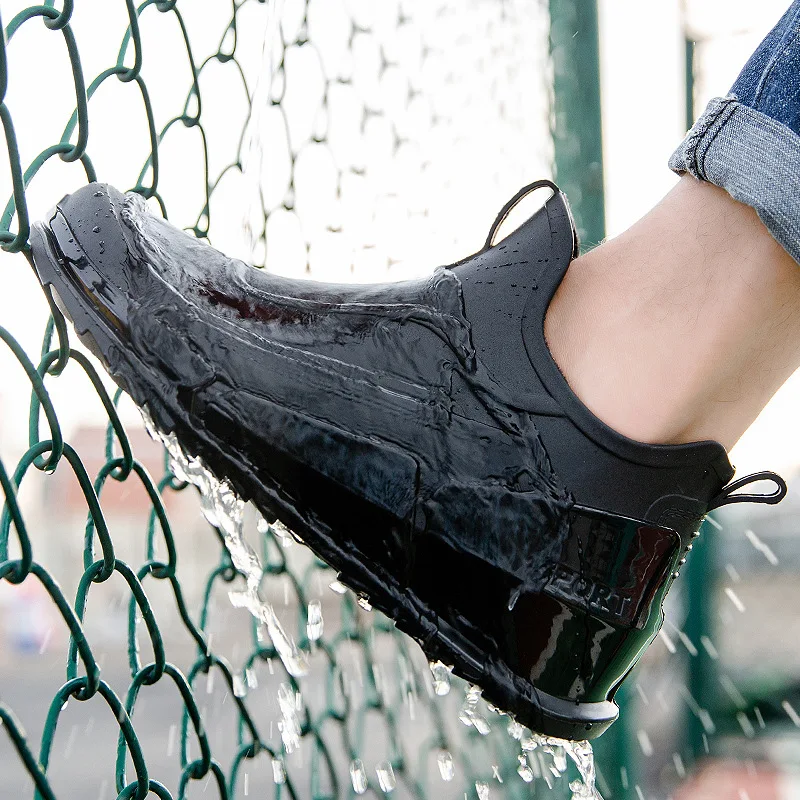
30, 181, 786, 740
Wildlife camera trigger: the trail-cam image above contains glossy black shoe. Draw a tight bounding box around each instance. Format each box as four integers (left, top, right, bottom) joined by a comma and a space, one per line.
30, 180, 786, 740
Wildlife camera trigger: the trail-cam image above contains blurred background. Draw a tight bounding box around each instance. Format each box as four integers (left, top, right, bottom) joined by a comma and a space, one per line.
1, 1, 800, 798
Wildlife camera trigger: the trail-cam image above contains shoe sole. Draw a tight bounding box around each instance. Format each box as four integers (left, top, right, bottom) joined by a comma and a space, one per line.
30, 219, 619, 741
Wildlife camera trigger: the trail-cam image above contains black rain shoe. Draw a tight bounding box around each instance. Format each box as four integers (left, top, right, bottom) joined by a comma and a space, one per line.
30, 180, 786, 740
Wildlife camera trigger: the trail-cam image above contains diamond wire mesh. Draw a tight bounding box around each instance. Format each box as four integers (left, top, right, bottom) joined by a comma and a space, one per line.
0, 1, 558, 798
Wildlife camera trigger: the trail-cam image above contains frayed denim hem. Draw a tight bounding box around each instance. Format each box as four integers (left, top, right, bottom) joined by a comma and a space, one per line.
669, 94, 800, 266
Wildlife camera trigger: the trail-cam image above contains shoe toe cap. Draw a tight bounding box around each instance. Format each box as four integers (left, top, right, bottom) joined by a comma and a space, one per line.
57, 182, 131, 282
49, 182, 136, 328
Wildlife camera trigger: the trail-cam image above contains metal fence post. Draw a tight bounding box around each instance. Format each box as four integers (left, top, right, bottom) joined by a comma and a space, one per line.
548, 2, 637, 796
683, 518, 718, 762
680, 34, 719, 765
549, 0, 606, 250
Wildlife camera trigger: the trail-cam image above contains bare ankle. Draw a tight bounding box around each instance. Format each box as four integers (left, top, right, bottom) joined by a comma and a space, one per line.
545, 177, 800, 450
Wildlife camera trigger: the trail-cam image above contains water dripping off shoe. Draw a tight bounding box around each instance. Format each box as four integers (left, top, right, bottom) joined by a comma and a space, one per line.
458, 685, 491, 735
141, 406, 309, 678
429, 660, 452, 696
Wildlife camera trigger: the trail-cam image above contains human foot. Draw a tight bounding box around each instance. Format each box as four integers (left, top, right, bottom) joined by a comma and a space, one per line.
30, 180, 785, 739
545, 176, 800, 449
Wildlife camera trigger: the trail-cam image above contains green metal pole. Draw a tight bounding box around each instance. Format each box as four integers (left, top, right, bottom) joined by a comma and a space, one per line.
685, 37, 696, 132
548, 2, 634, 796
681, 36, 718, 765
549, 0, 606, 250
683, 519, 717, 762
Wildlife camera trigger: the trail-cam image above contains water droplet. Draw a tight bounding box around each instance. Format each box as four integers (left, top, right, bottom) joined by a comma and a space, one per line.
272, 757, 286, 784
271, 519, 294, 547
307, 599, 324, 641
783, 699, 800, 727
724, 586, 746, 613
92, 225, 101, 233
458, 685, 490, 734
672, 752, 686, 778
376, 761, 396, 793
277, 683, 302, 753
245, 668, 258, 689
507, 719, 525, 740
517, 755, 534, 782
329, 579, 347, 595
552, 747, 568, 773
232, 674, 247, 698
658, 628, 677, 654
429, 661, 451, 696
349, 759, 368, 794
437, 750, 454, 781
744, 528, 778, 565
475, 780, 490, 800
473, 716, 491, 735
357, 595, 372, 611
93, 191, 104, 197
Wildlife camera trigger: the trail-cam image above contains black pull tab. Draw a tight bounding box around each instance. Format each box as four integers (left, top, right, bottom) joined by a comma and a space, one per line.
707, 470, 787, 511
483, 179, 560, 251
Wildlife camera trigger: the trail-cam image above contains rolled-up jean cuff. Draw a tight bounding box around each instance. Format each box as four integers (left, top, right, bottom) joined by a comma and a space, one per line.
669, 94, 800, 266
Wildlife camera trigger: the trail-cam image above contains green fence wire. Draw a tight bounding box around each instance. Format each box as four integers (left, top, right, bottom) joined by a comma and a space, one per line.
0, 1, 567, 798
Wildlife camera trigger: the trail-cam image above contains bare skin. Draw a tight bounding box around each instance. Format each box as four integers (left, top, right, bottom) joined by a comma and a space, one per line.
545, 175, 800, 451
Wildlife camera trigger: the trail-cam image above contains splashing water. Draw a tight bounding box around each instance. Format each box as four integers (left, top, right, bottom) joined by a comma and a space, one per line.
505, 711, 602, 797
458, 685, 491, 735
141, 407, 308, 678
564, 740, 601, 800
141, 411, 604, 799
521, 732, 601, 800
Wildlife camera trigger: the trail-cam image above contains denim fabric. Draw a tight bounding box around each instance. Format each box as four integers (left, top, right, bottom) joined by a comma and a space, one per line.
730, 1, 800, 133
670, 1, 800, 264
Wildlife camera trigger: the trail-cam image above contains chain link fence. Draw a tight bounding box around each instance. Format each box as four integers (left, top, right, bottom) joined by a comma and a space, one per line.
0, 1, 561, 798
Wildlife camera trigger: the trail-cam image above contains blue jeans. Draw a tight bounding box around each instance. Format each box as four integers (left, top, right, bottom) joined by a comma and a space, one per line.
670, 1, 800, 263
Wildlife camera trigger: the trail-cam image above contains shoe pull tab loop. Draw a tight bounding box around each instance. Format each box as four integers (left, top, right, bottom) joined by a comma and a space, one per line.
707, 470, 787, 511
483, 178, 560, 251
